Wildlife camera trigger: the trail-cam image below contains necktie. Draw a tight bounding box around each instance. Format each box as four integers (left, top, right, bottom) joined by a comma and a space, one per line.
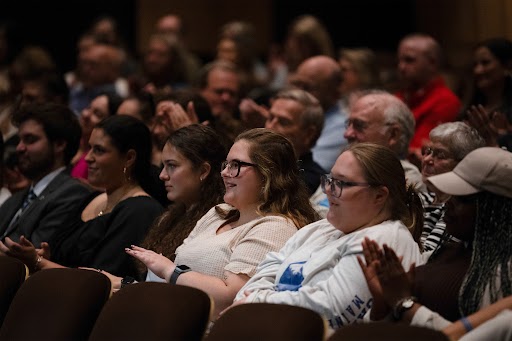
21, 189, 37, 212
6, 189, 37, 230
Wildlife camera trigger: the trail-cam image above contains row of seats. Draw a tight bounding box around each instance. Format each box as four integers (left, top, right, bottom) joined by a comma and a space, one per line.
0, 256, 448, 340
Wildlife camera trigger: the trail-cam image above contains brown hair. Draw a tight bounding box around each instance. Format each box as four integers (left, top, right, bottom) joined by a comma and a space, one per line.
217, 128, 320, 228
348, 142, 424, 248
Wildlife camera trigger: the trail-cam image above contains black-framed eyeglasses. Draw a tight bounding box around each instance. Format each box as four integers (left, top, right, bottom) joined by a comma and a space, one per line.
221, 159, 257, 177
421, 146, 456, 161
320, 174, 373, 198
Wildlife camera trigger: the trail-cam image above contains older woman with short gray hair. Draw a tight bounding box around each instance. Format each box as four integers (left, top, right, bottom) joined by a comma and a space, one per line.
420, 121, 485, 251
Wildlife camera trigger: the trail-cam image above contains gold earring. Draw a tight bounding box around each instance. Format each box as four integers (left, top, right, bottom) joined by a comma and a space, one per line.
123, 167, 131, 182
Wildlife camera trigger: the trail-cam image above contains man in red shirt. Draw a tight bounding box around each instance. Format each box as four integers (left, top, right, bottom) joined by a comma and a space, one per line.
395, 33, 461, 166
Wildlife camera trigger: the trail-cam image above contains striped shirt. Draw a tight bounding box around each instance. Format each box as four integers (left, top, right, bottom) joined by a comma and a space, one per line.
419, 191, 459, 252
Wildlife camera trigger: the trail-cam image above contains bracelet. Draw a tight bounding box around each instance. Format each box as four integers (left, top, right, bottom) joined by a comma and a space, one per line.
33, 255, 43, 271
460, 316, 473, 332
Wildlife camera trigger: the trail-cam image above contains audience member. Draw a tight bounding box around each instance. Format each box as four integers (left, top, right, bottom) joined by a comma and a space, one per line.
125, 128, 319, 317
67, 42, 127, 114
462, 37, 512, 119
71, 92, 123, 181
461, 37, 512, 150
395, 33, 461, 165
343, 90, 424, 190
91, 124, 227, 286
0, 134, 11, 206
150, 89, 215, 167
2, 149, 29, 195
0, 115, 164, 278
86, 15, 139, 79
268, 15, 335, 90
116, 92, 155, 127
19, 71, 69, 107
196, 60, 245, 145
155, 14, 183, 38
216, 20, 269, 91
0, 103, 91, 247
360, 147, 512, 340
419, 121, 485, 252
154, 13, 202, 79
3, 45, 58, 149
264, 88, 325, 195
338, 47, 382, 105
231, 142, 423, 329
136, 33, 194, 95
290, 55, 347, 172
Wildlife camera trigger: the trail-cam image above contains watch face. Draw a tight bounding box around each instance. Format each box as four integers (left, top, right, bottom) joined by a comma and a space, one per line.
403, 299, 415, 309
177, 265, 191, 271
121, 276, 135, 287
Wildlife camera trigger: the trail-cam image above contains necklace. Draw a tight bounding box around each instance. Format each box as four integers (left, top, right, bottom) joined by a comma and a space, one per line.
97, 185, 138, 217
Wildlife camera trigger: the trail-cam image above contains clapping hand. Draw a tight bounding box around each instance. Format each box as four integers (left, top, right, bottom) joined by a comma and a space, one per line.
358, 238, 416, 320
358, 237, 389, 320
375, 244, 416, 309
465, 105, 507, 147
0, 236, 39, 270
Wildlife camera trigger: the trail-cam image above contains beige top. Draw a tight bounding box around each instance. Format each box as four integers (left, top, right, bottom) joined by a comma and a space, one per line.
174, 204, 298, 279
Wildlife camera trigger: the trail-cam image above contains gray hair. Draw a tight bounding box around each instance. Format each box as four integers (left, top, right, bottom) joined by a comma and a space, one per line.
429, 121, 486, 161
356, 89, 415, 157
274, 88, 324, 146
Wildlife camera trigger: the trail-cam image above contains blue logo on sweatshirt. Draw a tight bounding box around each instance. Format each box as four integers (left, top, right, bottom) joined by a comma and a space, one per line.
276, 261, 306, 291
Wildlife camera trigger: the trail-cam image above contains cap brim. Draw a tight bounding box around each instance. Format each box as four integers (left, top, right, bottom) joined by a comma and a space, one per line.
427, 171, 480, 196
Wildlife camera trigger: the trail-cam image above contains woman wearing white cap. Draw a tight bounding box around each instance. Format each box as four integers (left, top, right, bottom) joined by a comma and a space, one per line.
359, 146, 512, 340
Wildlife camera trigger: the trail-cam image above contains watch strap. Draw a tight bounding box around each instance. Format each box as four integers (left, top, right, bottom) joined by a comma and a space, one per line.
169, 265, 191, 285
120, 276, 136, 288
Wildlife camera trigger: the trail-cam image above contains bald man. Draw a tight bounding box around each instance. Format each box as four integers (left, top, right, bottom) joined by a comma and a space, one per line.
290, 56, 348, 172
395, 33, 461, 164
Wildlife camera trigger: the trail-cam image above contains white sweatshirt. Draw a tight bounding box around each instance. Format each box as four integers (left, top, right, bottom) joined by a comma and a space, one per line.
235, 218, 423, 329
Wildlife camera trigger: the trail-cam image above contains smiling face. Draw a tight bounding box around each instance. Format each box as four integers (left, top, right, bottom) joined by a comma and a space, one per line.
326, 151, 383, 233
85, 128, 127, 190
473, 46, 507, 92
159, 142, 204, 207
421, 140, 458, 187
221, 139, 263, 211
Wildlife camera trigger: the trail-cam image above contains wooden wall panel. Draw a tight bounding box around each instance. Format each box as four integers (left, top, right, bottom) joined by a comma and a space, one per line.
136, 0, 272, 60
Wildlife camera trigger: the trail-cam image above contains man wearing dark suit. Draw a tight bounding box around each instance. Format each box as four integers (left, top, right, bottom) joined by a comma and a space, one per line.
0, 103, 91, 248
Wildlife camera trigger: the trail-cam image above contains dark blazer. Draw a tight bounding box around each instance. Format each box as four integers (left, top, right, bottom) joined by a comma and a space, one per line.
0, 171, 91, 247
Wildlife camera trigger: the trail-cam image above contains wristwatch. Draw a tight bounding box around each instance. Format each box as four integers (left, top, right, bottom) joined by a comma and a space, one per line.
169, 265, 191, 285
392, 296, 417, 321
120, 276, 136, 288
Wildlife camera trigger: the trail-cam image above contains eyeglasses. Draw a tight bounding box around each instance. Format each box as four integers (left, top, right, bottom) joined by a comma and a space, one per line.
320, 174, 373, 198
344, 118, 369, 132
421, 146, 456, 161
221, 159, 257, 177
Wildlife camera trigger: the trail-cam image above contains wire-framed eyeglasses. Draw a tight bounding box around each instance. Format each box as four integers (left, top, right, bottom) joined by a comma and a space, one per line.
421, 146, 456, 161
221, 159, 257, 177
320, 174, 373, 198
